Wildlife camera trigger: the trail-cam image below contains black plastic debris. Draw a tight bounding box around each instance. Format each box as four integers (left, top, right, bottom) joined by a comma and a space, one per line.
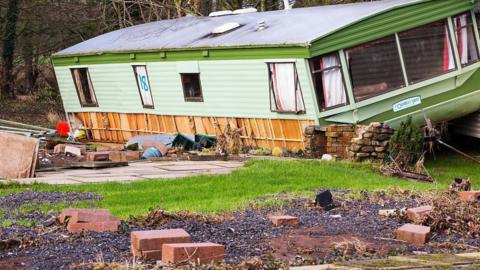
315, 190, 333, 209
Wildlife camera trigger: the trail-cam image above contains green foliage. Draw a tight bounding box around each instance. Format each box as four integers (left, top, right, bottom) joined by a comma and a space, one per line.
389, 116, 424, 170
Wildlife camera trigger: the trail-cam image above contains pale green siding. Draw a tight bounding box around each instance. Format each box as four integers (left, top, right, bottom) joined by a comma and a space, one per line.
55, 59, 318, 120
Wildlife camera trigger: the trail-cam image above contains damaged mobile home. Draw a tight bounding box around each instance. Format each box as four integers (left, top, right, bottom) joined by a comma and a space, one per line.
52, 0, 480, 150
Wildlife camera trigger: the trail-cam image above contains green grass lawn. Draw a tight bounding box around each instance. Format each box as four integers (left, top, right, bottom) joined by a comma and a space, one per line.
1, 154, 479, 218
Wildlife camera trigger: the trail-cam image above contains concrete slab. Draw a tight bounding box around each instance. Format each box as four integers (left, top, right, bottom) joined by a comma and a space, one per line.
14, 160, 245, 185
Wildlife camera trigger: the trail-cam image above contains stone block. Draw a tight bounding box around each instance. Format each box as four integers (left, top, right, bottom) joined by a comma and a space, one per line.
459, 191, 480, 202
162, 243, 225, 264
406, 205, 433, 222
361, 146, 374, 152
375, 147, 385, 152
268, 215, 299, 226
356, 153, 370, 158
131, 229, 192, 251
395, 224, 430, 245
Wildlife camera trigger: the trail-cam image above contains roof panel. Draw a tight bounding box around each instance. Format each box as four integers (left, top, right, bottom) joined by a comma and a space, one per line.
55, 0, 423, 56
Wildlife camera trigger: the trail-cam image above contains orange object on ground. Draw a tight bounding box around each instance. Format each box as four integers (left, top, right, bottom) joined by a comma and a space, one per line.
56, 121, 70, 137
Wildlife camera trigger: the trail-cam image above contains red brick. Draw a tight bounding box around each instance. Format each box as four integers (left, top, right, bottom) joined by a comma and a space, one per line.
395, 224, 430, 245
85, 152, 110, 161
69, 211, 120, 224
406, 205, 433, 222
131, 229, 191, 251
459, 191, 480, 202
162, 243, 224, 264
59, 208, 110, 224
268, 215, 299, 226
67, 220, 120, 233
131, 244, 162, 260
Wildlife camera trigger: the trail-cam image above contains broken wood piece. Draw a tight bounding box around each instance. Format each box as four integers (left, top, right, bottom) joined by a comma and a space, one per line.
0, 132, 39, 178
58, 161, 128, 169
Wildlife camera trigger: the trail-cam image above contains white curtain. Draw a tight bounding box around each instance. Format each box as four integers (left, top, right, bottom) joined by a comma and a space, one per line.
270, 63, 305, 112
321, 55, 346, 108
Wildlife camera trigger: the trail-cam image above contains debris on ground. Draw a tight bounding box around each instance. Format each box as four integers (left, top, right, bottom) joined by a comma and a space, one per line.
315, 190, 334, 209
59, 208, 121, 233
0, 132, 39, 179
3, 189, 480, 269
450, 178, 472, 192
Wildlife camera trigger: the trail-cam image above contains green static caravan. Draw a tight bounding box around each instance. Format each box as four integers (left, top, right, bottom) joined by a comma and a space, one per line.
52, 0, 480, 149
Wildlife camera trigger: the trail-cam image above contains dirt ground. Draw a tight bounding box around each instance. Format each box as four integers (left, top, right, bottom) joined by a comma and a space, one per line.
0, 95, 65, 128
0, 190, 479, 269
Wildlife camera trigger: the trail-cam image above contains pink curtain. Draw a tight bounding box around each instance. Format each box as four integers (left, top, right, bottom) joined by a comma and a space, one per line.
443, 26, 455, 71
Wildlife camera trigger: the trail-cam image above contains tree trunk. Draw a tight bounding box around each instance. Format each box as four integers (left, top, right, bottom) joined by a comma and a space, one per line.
1, 0, 20, 100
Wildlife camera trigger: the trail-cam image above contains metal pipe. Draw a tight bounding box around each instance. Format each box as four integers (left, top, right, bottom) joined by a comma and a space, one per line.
0, 119, 52, 132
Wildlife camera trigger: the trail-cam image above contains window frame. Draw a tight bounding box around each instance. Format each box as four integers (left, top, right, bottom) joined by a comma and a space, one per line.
309, 53, 349, 111
344, 34, 407, 102
70, 68, 98, 108
180, 73, 204, 102
397, 18, 457, 85
452, 12, 480, 67
132, 65, 155, 109
267, 62, 306, 114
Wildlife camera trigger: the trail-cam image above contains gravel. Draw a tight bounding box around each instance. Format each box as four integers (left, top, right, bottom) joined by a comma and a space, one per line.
1, 190, 479, 269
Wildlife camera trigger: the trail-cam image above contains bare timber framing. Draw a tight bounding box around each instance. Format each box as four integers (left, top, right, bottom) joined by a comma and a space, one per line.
73, 112, 314, 149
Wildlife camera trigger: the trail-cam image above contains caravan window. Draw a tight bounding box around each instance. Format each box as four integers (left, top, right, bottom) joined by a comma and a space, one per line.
181, 73, 203, 102
71, 68, 98, 107
268, 62, 305, 113
453, 12, 479, 66
309, 53, 348, 110
398, 19, 456, 84
133, 65, 154, 108
345, 35, 405, 101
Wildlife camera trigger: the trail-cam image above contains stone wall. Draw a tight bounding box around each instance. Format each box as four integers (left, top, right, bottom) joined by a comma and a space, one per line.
322, 123, 395, 161
304, 125, 326, 158
348, 123, 394, 161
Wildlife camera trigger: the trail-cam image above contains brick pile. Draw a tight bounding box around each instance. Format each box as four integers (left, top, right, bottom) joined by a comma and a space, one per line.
130, 229, 225, 264
131, 229, 192, 260
59, 208, 120, 233
304, 125, 326, 158
324, 124, 355, 159
347, 122, 394, 162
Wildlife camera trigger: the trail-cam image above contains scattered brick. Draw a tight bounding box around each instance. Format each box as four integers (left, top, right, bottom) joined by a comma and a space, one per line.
459, 191, 480, 202
395, 223, 431, 245
406, 205, 433, 222
67, 220, 120, 233
85, 152, 110, 161
54, 144, 87, 155
131, 229, 191, 251
59, 208, 110, 224
268, 215, 299, 226
131, 244, 162, 260
162, 243, 225, 264
69, 211, 120, 224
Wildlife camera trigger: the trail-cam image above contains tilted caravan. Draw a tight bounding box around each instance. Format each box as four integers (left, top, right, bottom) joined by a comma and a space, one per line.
53, 0, 480, 150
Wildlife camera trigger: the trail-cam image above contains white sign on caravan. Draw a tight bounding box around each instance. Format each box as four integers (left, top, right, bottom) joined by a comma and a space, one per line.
392, 96, 422, 112
134, 66, 154, 107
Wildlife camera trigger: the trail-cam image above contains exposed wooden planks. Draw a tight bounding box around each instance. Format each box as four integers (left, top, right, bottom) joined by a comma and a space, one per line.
73, 112, 313, 149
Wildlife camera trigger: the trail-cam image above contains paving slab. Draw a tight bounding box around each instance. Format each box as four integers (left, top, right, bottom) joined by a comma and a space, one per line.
12, 160, 244, 185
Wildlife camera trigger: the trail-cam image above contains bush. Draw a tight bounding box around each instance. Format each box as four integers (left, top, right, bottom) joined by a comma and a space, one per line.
389, 116, 423, 170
